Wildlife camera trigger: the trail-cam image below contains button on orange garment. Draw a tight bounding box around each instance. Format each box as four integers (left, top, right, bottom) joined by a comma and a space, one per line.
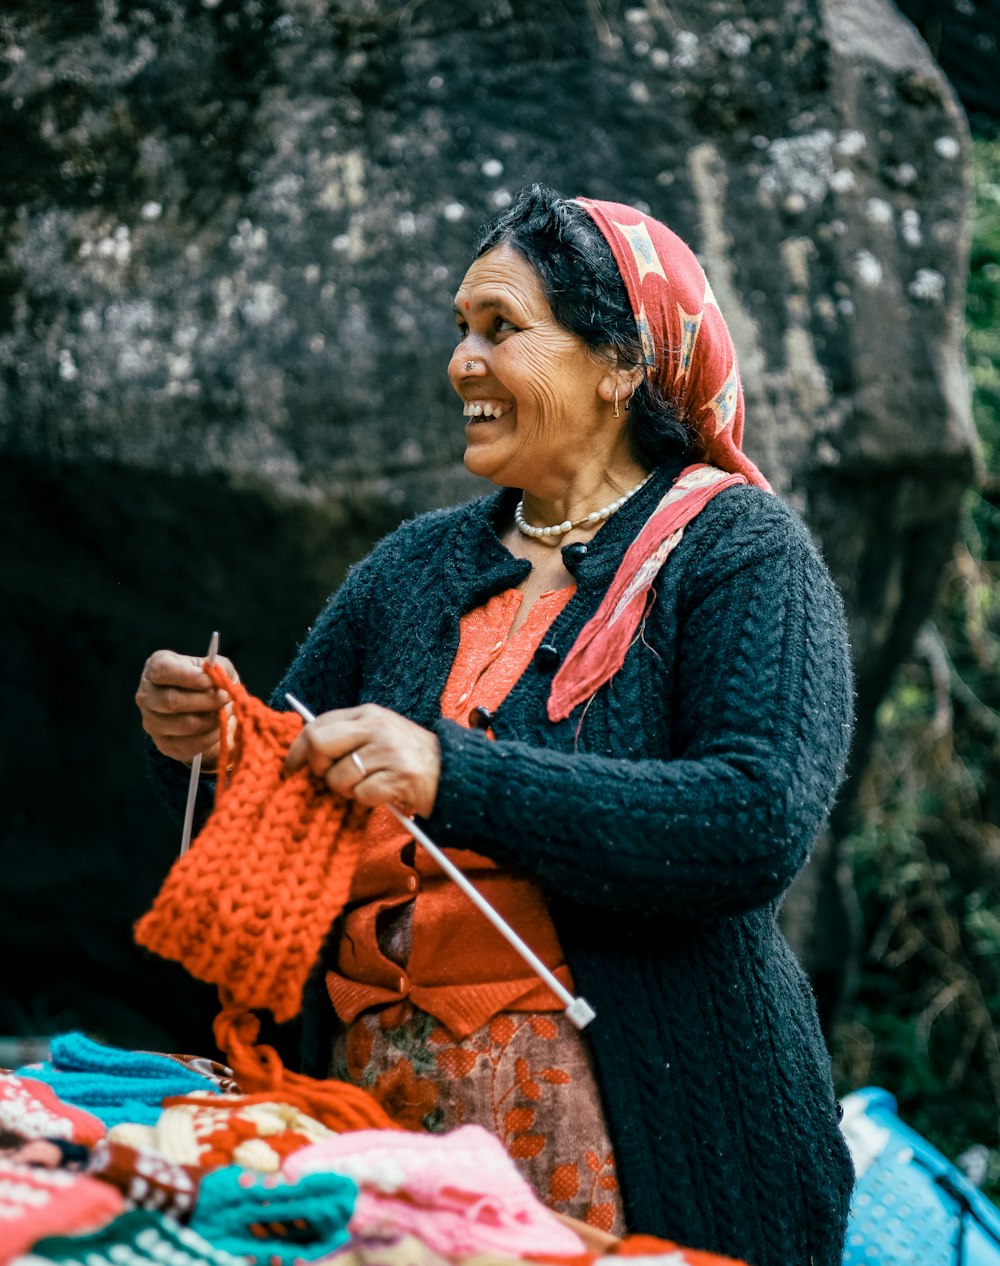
326, 585, 576, 1039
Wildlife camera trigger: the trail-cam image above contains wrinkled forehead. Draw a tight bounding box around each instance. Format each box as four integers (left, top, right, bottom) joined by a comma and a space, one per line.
453, 244, 550, 313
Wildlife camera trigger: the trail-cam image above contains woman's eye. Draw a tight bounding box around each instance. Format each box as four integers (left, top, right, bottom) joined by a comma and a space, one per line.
494, 316, 518, 334
454, 320, 468, 339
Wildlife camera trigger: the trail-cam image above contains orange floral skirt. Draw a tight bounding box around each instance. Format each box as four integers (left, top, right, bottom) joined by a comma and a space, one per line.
332, 1004, 626, 1236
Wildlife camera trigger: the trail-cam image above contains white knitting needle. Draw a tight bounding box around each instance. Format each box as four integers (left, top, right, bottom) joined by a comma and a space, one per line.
284, 692, 596, 1030
179, 630, 219, 857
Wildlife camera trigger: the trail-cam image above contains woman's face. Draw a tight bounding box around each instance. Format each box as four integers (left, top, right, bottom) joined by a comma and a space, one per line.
449, 244, 616, 492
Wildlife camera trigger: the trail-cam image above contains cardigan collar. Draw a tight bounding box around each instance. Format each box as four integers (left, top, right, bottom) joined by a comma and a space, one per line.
446, 456, 688, 612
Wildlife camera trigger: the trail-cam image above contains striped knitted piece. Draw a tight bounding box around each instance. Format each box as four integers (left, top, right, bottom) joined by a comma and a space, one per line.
15, 1209, 246, 1266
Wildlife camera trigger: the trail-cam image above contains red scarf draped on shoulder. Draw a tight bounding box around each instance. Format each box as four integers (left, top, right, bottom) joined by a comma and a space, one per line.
547, 199, 772, 723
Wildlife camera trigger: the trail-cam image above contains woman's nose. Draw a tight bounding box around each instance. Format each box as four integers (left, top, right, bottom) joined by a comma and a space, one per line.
448, 339, 488, 384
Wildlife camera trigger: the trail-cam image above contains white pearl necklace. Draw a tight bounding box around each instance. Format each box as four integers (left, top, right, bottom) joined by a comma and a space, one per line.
514, 472, 653, 540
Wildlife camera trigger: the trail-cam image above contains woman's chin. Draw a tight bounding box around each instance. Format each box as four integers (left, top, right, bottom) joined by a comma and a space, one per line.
463, 437, 509, 484
464, 457, 503, 485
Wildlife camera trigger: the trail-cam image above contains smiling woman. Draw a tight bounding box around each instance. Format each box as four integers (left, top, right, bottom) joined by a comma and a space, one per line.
450, 244, 644, 497
137, 185, 855, 1266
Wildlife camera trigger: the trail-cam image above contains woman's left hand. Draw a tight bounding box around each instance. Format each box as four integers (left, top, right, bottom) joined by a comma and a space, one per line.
283, 703, 441, 818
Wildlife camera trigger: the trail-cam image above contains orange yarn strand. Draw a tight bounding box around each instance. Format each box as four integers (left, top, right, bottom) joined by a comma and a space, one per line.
212, 1001, 397, 1132
136, 667, 399, 1132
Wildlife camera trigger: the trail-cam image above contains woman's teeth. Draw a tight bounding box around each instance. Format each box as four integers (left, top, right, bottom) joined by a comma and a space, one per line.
463, 401, 510, 419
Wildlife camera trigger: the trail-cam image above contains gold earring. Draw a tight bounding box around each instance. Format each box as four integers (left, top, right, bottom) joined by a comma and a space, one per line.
612, 385, 620, 419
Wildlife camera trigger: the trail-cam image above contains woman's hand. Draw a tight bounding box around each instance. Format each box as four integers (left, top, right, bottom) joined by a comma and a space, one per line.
283, 704, 441, 818
135, 649, 239, 766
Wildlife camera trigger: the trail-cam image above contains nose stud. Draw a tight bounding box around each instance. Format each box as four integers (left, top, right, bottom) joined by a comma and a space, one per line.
464, 360, 476, 372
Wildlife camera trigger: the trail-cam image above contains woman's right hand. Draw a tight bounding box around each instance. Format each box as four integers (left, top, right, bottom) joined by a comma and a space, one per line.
135, 649, 239, 766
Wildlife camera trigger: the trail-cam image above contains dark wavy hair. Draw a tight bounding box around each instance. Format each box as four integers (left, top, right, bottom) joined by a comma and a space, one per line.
474, 185, 694, 470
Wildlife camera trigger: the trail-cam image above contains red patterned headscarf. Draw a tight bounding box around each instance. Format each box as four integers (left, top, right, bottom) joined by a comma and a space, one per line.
547, 200, 771, 722
575, 197, 770, 491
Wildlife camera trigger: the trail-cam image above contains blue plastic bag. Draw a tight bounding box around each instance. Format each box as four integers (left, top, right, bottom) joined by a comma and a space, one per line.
841, 1087, 1000, 1265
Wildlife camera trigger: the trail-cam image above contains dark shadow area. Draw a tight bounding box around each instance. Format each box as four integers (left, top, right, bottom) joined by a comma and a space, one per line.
0, 454, 402, 1055
894, 0, 1000, 137
778, 459, 974, 1028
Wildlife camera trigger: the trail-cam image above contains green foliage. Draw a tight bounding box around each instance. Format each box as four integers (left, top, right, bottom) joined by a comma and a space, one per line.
833, 137, 1000, 1202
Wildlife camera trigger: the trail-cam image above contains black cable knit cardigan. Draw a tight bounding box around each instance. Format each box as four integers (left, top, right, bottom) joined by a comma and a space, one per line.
154, 459, 856, 1266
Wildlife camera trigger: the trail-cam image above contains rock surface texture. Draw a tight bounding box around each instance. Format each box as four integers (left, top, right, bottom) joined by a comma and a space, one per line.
0, 0, 978, 1044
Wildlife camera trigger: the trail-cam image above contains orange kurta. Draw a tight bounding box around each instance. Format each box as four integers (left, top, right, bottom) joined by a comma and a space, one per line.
326, 585, 575, 1039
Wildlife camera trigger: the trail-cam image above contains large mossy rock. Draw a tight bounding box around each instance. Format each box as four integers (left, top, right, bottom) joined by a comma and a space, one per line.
0, 0, 977, 1046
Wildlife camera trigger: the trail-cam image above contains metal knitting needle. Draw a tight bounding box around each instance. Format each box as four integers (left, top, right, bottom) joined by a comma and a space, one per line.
179, 630, 219, 857
284, 692, 596, 1030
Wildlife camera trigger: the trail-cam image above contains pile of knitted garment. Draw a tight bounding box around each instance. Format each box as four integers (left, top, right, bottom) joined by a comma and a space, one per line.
1, 1032, 749, 1266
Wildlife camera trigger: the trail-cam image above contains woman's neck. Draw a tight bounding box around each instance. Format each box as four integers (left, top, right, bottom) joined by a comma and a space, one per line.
517, 461, 651, 545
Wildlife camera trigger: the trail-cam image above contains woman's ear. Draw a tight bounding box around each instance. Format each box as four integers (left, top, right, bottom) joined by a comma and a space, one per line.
596, 372, 617, 406
597, 363, 645, 405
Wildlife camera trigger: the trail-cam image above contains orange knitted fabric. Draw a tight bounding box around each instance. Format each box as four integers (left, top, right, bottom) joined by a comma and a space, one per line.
136, 667, 358, 1023
135, 667, 398, 1133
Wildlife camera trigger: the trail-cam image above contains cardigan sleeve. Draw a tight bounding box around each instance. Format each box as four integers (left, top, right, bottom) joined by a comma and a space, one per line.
423, 501, 854, 920
269, 560, 369, 715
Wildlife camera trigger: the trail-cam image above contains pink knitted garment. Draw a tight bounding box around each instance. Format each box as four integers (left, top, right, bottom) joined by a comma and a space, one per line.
0, 1158, 124, 1262
283, 1124, 585, 1259
0, 1074, 105, 1146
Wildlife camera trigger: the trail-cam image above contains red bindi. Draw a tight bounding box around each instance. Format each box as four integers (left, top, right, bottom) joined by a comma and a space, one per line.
464, 300, 470, 311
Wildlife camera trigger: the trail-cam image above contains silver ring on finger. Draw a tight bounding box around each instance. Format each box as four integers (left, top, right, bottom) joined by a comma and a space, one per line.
350, 750, 367, 780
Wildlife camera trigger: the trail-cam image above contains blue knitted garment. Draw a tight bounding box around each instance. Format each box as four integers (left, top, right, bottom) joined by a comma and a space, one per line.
16, 1031, 220, 1126
190, 1166, 356, 1264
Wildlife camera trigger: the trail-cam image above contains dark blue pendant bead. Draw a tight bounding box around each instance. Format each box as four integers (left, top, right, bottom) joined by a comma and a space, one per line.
561, 542, 589, 571
534, 643, 560, 671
